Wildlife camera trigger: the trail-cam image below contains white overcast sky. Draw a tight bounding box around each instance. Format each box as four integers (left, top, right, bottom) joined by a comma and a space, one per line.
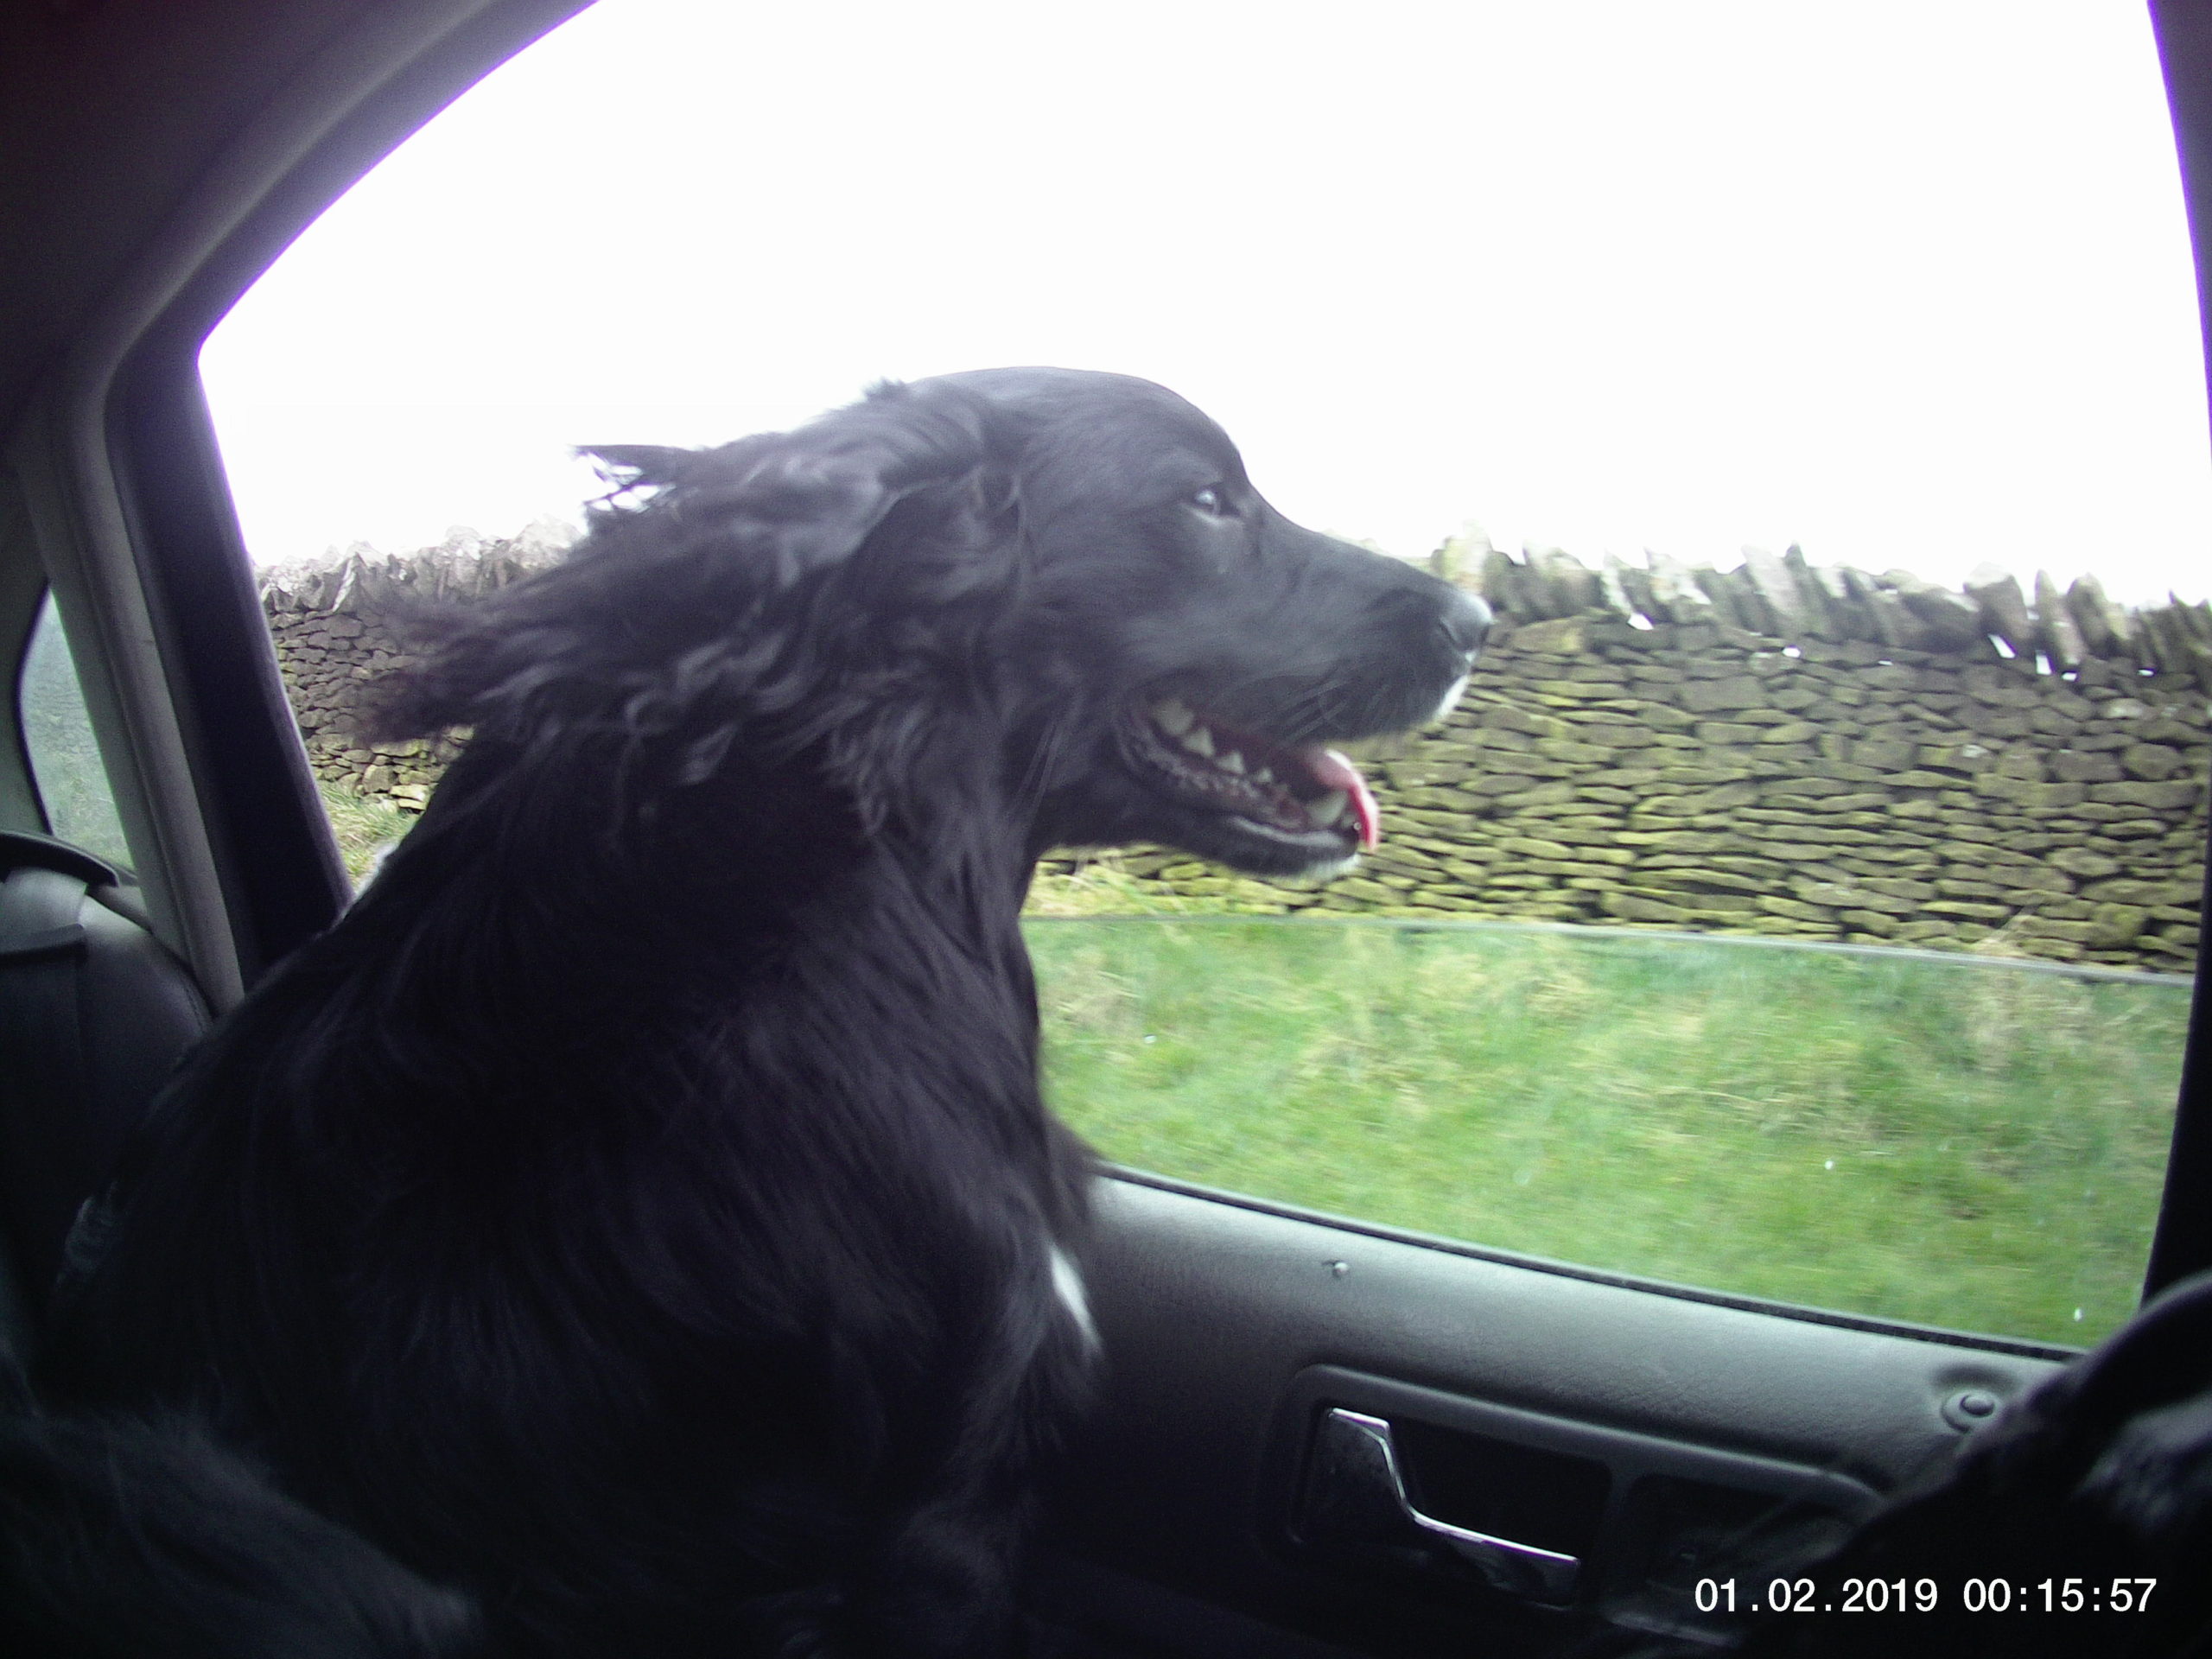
202, 0, 2212, 606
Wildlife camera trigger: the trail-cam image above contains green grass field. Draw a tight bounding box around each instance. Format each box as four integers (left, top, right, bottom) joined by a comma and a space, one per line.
1026, 918, 2191, 1348
315, 785, 2188, 1348
321, 783, 415, 882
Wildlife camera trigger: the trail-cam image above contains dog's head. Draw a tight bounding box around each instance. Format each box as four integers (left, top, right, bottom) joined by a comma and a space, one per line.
379, 368, 1485, 880
928, 369, 1486, 876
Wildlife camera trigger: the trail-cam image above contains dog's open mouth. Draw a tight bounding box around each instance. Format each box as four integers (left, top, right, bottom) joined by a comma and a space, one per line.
1119, 696, 1381, 853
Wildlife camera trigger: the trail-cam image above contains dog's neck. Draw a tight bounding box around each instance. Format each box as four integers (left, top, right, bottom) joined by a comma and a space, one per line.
349, 728, 1056, 1151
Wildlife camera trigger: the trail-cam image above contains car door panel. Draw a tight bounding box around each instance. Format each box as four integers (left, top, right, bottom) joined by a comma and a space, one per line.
1044, 1176, 2064, 1654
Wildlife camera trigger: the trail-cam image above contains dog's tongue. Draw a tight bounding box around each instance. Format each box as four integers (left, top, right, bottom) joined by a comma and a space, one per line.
1300, 747, 1381, 849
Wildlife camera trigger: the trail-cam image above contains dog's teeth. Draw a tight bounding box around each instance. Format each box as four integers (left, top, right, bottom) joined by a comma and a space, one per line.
1311, 790, 1350, 826
1252, 765, 1275, 785
1179, 726, 1215, 758
1153, 699, 1196, 737
1218, 749, 1245, 775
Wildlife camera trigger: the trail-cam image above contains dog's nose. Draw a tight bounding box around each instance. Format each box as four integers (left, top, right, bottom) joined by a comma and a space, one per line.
1438, 589, 1491, 659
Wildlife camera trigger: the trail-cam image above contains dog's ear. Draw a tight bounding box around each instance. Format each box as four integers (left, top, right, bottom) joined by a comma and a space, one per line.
588, 382, 1006, 588
373, 383, 1014, 753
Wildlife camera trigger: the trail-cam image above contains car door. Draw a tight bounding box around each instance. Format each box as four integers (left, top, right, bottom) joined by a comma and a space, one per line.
3, 4, 2207, 1657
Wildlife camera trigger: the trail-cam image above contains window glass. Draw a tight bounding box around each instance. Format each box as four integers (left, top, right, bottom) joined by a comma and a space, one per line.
17, 594, 131, 869
1031, 919, 2189, 1344
200, 0, 2209, 1347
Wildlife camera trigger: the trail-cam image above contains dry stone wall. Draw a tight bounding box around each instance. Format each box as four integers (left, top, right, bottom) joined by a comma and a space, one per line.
260, 533, 556, 808
1046, 542, 2209, 973
262, 536, 2209, 974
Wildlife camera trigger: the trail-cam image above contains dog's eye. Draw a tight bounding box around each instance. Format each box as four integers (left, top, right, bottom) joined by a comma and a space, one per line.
1189, 486, 1231, 517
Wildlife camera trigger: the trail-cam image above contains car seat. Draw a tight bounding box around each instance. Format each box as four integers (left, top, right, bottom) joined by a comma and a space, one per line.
0, 830, 208, 1366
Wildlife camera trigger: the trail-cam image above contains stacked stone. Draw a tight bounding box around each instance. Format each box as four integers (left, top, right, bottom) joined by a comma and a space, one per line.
1451, 536, 2212, 690
263, 533, 2207, 972
259, 531, 556, 810
1337, 613, 2205, 969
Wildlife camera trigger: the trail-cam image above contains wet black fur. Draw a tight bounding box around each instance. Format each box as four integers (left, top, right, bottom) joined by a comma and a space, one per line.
41, 369, 1484, 1656
0, 1355, 478, 1658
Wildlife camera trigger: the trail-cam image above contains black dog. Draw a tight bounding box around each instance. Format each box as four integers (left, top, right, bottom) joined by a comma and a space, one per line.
44, 369, 1486, 1656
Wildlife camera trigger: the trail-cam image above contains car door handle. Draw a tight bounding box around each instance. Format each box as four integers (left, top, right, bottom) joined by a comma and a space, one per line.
1303, 1407, 1580, 1603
